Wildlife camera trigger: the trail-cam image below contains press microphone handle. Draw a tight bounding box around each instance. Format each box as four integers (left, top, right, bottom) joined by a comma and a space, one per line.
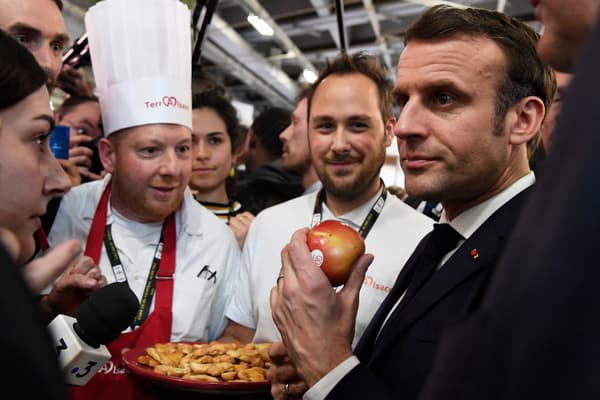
48, 314, 111, 386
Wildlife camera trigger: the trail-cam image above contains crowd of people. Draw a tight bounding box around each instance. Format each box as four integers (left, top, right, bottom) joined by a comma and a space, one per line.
1, 0, 600, 399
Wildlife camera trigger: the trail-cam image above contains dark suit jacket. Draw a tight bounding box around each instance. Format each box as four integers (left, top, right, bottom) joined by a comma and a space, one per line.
0, 243, 68, 399
326, 187, 532, 400
420, 21, 600, 400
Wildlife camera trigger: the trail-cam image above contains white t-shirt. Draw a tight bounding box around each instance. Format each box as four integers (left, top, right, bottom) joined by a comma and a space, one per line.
48, 175, 241, 342
225, 188, 433, 347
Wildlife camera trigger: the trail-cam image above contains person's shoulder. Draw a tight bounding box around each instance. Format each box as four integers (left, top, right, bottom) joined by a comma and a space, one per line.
253, 192, 314, 222
243, 193, 315, 245
184, 202, 240, 252
185, 197, 230, 231
58, 179, 106, 216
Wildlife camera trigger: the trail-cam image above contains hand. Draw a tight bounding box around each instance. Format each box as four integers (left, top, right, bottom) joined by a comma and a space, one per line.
58, 159, 81, 187
267, 341, 308, 399
57, 65, 94, 97
69, 134, 103, 181
270, 228, 374, 388
40, 242, 107, 319
23, 239, 88, 293
228, 211, 255, 247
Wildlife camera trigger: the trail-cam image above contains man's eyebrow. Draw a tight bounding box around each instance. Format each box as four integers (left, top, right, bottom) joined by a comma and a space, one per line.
347, 114, 372, 121
8, 22, 69, 43
8, 22, 41, 36
311, 114, 333, 123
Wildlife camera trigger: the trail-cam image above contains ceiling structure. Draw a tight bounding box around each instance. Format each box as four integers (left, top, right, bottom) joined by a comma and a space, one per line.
62, 0, 539, 115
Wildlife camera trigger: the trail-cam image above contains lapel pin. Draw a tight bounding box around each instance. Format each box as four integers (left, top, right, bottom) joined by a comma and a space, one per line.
470, 249, 479, 259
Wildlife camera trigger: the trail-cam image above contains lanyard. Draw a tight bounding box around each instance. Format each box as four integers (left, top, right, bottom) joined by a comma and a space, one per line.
84, 182, 177, 328
36, 228, 50, 251
311, 179, 387, 239
104, 222, 167, 328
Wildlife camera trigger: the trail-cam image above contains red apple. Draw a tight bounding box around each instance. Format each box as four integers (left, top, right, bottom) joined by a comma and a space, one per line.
306, 220, 366, 286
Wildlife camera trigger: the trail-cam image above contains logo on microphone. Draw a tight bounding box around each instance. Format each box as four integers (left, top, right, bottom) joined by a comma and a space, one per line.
71, 361, 98, 378
55, 337, 68, 355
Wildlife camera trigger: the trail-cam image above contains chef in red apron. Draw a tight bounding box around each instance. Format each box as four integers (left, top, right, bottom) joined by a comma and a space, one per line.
65, 1, 203, 398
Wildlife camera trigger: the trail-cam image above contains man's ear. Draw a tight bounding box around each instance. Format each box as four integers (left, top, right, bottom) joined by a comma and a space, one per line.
384, 117, 396, 147
98, 138, 115, 173
509, 96, 545, 145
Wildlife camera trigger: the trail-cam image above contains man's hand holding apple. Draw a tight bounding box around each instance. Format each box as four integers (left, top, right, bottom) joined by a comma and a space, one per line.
270, 225, 374, 390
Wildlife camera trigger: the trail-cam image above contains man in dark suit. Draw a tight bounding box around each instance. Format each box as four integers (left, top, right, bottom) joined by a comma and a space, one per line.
420, 1, 600, 399
267, 6, 556, 400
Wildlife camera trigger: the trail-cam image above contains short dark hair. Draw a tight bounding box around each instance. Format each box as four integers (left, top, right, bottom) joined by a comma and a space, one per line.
0, 30, 47, 110
307, 51, 394, 124
405, 5, 556, 157
191, 90, 242, 151
56, 95, 99, 116
250, 107, 291, 158
295, 83, 312, 103
53, 0, 63, 11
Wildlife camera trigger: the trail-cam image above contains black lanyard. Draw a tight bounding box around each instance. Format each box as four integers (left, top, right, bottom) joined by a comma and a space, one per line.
311, 179, 387, 239
103, 222, 167, 328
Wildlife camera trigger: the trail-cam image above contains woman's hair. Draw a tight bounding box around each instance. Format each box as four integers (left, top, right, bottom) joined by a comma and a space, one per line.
191, 90, 242, 152
0, 30, 47, 111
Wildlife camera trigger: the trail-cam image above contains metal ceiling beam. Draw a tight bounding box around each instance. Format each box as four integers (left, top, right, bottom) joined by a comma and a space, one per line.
236, 0, 317, 76
309, 0, 343, 49
245, 2, 427, 42
362, 0, 394, 79
204, 14, 298, 108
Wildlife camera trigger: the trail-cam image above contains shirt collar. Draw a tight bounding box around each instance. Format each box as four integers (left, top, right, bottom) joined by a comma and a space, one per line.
304, 180, 322, 195
81, 175, 202, 237
439, 171, 535, 239
321, 184, 385, 230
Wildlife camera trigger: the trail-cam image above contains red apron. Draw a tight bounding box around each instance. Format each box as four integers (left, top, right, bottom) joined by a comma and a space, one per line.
68, 182, 176, 400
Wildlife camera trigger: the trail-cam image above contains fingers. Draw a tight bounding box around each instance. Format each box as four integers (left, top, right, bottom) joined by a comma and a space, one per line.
278, 228, 311, 280
69, 255, 95, 276
67, 255, 106, 289
268, 341, 288, 361
229, 212, 255, 230
270, 380, 306, 399
78, 169, 103, 182
69, 146, 93, 169
267, 342, 307, 400
59, 159, 82, 186
69, 134, 94, 148
341, 253, 374, 295
229, 212, 255, 248
23, 239, 83, 292
58, 66, 94, 97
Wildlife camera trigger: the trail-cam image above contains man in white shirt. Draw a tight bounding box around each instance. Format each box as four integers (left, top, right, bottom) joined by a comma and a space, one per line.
221, 52, 433, 345
268, 6, 555, 400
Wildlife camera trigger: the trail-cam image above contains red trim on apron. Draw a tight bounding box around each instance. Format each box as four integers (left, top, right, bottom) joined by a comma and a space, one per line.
69, 182, 176, 400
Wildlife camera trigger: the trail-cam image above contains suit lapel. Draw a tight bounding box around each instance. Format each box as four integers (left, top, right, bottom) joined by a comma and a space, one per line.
366, 188, 531, 365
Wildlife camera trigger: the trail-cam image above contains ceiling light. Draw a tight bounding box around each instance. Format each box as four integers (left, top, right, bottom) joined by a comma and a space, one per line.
247, 15, 274, 36
302, 69, 318, 84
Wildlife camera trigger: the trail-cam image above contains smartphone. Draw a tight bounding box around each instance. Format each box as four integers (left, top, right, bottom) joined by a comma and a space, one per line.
50, 125, 70, 159
80, 138, 103, 175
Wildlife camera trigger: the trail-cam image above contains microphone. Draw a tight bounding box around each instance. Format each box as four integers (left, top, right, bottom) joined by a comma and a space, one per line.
48, 282, 139, 386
